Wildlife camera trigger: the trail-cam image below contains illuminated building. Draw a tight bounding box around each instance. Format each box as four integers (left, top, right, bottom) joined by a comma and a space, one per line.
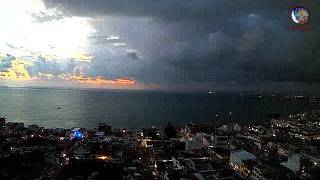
281, 153, 302, 172
230, 150, 257, 177
250, 164, 275, 180
70, 128, 85, 140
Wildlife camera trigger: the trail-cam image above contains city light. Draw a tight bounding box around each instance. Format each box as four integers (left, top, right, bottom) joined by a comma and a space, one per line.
96, 155, 111, 160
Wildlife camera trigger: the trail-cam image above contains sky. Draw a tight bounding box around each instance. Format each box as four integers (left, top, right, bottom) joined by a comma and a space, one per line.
0, 0, 319, 92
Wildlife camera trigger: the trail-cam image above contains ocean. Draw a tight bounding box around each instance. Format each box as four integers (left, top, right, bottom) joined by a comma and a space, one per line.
0, 87, 316, 129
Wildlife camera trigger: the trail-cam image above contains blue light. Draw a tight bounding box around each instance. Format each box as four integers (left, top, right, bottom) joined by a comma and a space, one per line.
71, 131, 84, 140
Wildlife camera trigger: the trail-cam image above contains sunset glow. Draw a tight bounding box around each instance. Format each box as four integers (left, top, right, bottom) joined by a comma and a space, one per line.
0, 58, 32, 80
0, 0, 138, 88
61, 75, 135, 85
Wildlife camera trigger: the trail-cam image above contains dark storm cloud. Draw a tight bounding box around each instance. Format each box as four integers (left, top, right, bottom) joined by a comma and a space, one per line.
42, 0, 320, 91
126, 49, 142, 60
42, 0, 304, 21
0, 54, 15, 69
29, 56, 63, 75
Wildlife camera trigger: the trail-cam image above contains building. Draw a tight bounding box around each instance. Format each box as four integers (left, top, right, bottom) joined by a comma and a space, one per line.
73, 145, 90, 159
141, 138, 153, 148
250, 164, 274, 180
277, 147, 289, 157
5, 122, 24, 134
70, 127, 86, 140
0, 117, 5, 129
185, 137, 203, 151
230, 150, 257, 177
208, 135, 230, 149
28, 124, 41, 132
208, 147, 230, 161
98, 123, 112, 134
233, 124, 241, 132
281, 153, 302, 172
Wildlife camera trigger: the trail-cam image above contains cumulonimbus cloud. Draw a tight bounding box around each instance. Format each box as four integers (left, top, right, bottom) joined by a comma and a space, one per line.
34, 0, 320, 92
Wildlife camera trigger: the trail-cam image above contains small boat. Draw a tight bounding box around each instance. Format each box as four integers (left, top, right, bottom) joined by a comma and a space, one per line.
57, 105, 61, 109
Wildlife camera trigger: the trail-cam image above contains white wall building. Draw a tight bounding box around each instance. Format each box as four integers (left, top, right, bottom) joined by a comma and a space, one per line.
230, 150, 257, 177
281, 153, 302, 172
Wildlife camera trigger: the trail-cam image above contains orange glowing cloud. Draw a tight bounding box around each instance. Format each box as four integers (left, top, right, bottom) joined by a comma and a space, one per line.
60, 75, 135, 85
0, 54, 136, 87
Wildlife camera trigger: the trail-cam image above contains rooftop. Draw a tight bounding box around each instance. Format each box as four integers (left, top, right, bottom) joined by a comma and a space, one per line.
231, 150, 256, 161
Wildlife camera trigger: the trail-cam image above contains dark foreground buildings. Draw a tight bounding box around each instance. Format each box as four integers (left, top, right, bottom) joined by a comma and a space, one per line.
1, 106, 320, 179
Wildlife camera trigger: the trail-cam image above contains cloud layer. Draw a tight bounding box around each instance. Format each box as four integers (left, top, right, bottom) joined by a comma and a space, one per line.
2, 0, 320, 92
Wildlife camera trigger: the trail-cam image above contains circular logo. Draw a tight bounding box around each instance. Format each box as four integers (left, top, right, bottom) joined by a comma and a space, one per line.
291, 7, 309, 25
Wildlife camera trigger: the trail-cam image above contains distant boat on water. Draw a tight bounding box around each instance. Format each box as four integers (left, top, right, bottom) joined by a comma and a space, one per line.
57, 105, 61, 109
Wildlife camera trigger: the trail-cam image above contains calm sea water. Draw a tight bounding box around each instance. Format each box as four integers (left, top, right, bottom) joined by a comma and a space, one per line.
0, 87, 316, 129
